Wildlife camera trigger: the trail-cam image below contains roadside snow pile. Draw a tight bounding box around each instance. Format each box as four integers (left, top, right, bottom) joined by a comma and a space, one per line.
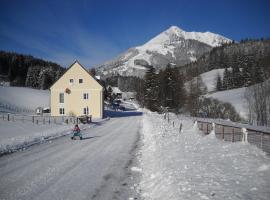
120, 101, 138, 110
138, 112, 270, 200
0, 86, 50, 113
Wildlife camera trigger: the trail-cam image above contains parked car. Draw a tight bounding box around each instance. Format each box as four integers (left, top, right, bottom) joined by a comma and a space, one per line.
78, 115, 92, 124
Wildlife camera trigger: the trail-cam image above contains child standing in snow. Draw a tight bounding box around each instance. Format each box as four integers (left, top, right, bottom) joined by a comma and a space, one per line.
71, 124, 82, 140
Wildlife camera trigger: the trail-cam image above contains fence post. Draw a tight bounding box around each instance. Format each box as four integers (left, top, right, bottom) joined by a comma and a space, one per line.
173, 121, 174, 127
232, 127, 235, 142
212, 122, 215, 132
206, 123, 209, 134
241, 128, 248, 143
222, 126, 225, 140
32, 116, 34, 124
179, 123, 183, 133
36, 119, 38, 125
8, 114, 10, 121
260, 132, 263, 149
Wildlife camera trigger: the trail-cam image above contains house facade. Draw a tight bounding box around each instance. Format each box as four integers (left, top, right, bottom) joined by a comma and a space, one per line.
50, 61, 104, 118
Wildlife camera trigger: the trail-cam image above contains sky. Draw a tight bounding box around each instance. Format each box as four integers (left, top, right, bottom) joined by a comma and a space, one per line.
0, 0, 270, 68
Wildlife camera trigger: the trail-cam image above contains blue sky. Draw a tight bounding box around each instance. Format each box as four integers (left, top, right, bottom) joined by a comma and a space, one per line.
0, 0, 270, 68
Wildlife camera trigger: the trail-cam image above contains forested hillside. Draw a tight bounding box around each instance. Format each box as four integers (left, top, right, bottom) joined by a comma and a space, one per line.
182, 39, 270, 88
0, 51, 64, 89
134, 39, 270, 125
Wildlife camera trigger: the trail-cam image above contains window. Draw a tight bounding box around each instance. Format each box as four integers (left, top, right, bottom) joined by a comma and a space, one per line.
69, 79, 74, 84
83, 107, 89, 115
59, 93, 64, 103
79, 79, 83, 84
59, 108, 65, 115
83, 93, 89, 100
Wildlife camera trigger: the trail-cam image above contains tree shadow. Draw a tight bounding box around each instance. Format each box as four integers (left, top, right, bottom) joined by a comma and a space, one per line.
104, 110, 143, 118
91, 122, 102, 126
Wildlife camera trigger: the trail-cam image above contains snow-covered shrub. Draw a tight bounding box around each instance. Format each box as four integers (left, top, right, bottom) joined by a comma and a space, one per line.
198, 97, 241, 122
68, 111, 76, 117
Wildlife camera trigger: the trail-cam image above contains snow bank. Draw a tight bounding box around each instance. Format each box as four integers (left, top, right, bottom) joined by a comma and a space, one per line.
138, 112, 270, 200
0, 86, 50, 113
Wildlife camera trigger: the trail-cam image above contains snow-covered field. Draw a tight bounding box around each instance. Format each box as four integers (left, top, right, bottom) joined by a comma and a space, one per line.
201, 68, 225, 92
0, 86, 50, 113
0, 116, 110, 155
136, 111, 270, 200
0, 120, 95, 154
198, 68, 249, 119
206, 87, 248, 118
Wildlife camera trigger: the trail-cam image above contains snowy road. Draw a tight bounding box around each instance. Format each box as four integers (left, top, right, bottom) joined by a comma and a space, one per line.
0, 113, 142, 200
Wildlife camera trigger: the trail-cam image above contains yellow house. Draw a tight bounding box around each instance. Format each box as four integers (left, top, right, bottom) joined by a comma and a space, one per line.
50, 61, 104, 118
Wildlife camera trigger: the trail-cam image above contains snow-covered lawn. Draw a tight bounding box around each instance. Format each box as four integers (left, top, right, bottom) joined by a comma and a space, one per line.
0, 118, 108, 154
137, 112, 270, 200
0, 120, 72, 154
0, 86, 50, 113
201, 68, 225, 92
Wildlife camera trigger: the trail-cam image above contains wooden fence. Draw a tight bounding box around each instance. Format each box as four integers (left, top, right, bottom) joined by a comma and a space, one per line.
197, 121, 270, 155
0, 113, 78, 125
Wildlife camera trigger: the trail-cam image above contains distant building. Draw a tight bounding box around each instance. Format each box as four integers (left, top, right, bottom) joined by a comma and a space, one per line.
50, 61, 104, 118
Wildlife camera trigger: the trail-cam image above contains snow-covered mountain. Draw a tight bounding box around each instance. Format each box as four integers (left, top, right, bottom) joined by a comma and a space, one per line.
96, 26, 231, 78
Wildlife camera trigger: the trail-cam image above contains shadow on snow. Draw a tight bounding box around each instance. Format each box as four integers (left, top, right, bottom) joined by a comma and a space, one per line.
104, 110, 143, 118
81, 136, 101, 140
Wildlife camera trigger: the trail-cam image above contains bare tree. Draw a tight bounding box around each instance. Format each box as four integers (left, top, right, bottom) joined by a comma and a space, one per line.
244, 80, 270, 126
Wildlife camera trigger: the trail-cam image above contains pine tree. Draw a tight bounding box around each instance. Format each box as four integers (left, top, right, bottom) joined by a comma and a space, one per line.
253, 64, 264, 84
107, 86, 113, 102
242, 62, 252, 87
215, 73, 223, 91
173, 69, 186, 112
163, 66, 175, 110
144, 67, 159, 111
187, 75, 204, 116
232, 65, 241, 88
89, 68, 96, 76
222, 68, 229, 90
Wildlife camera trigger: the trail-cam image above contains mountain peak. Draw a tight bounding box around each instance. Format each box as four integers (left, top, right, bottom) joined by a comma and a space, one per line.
167, 25, 184, 33
144, 25, 231, 47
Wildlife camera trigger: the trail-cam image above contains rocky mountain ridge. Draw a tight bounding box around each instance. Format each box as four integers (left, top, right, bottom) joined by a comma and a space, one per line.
96, 26, 231, 78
